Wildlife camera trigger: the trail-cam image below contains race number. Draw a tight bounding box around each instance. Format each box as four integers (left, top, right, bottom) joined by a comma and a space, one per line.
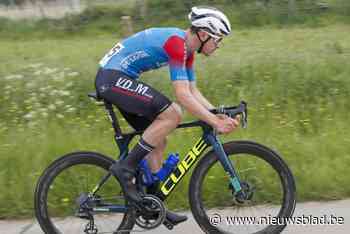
99, 43, 124, 67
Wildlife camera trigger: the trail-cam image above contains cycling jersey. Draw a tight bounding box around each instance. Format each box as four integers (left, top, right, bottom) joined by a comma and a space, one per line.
99, 27, 195, 82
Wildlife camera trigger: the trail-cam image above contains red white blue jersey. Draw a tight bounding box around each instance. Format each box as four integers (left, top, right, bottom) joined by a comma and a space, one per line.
99, 27, 195, 82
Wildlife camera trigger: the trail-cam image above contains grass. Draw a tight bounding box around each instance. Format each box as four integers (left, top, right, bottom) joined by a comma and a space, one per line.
1, 0, 350, 40
0, 24, 350, 218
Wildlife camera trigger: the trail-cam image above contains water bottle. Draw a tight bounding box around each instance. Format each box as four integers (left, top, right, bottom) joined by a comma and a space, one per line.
138, 159, 155, 186
155, 153, 180, 181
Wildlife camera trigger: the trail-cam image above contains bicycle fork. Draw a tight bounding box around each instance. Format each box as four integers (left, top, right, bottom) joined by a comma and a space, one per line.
205, 133, 247, 201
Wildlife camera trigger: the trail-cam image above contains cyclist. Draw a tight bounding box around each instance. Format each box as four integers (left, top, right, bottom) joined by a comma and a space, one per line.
95, 6, 240, 225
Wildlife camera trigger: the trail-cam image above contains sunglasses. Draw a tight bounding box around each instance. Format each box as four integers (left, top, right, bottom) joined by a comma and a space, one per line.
212, 37, 223, 44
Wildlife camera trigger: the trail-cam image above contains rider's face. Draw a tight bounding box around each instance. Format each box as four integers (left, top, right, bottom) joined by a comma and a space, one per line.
201, 34, 222, 56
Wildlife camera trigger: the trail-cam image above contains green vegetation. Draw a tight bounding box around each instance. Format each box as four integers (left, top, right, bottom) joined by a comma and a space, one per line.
0, 0, 350, 219
1, 0, 350, 39
1, 23, 349, 218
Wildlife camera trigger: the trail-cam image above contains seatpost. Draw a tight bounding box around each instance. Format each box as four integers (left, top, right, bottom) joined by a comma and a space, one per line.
103, 101, 123, 139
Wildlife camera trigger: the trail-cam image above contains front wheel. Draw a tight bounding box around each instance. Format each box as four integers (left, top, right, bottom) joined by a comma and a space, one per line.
34, 151, 135, 234
189, 141, 296, 234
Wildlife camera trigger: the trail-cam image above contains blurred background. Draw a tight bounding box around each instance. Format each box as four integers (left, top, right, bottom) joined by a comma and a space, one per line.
0, 0, 349, 220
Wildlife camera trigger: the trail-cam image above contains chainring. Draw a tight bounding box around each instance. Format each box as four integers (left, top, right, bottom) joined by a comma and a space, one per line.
134, 195, 166, 230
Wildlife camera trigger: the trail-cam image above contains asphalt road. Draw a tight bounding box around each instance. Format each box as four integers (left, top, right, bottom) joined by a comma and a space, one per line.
1, 199, 348, 234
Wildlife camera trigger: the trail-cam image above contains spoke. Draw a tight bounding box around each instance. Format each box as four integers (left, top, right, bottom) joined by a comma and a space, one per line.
200, 152, 288, 234
237, 167, 257, 174
45, 163, 129, 233
85, 169, 90, 192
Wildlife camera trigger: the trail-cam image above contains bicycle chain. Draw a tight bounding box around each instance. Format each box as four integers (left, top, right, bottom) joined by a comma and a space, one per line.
83, 195, 168, 234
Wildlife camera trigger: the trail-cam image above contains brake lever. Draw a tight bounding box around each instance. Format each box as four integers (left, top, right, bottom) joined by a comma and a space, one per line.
241, 111, 247, 129
228, 101, 248, 129
240, 101, 248, 129
214, 101, 248, 130
218, 105, 226, 115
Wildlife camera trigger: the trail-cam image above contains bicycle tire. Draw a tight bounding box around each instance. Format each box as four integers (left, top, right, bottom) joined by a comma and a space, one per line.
34, 151, 135, 234
189, 140, 296, 234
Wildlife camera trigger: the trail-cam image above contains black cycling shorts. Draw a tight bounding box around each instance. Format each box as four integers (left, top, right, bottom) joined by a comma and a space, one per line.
95, 68, 172, 131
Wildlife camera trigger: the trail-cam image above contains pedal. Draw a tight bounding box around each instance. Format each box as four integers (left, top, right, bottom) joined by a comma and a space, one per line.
75, 210, 90, 220
163, 218, 174, 230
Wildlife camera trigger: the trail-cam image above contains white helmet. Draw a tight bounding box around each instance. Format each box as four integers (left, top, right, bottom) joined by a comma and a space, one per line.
188, 6, 231, 38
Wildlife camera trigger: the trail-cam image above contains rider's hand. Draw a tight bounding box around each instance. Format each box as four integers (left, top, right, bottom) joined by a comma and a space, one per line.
214, 114, 240, 134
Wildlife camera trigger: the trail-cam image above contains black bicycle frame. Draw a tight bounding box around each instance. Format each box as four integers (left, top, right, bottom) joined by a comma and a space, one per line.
86, 96, 246, 213
88, 122, 243, 214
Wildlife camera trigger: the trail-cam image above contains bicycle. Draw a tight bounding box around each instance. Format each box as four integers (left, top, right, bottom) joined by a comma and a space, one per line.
34, 92, 296, 234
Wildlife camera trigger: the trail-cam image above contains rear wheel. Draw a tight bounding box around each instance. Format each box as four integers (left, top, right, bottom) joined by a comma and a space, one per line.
34, 151, 135, 234
189, 141, 296, 234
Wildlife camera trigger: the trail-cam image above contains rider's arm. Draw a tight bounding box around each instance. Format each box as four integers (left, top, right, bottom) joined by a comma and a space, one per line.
172, 80, 219, 127
189, 82, 215, 110
184, 53, 215, 110
163, 36, 219, 126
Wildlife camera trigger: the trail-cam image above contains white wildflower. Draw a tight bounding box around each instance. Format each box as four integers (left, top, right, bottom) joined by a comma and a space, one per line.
50, 90, 58, 96
53, 72, 65, 80
56, 114, 64, 119
48, 104, 56, 110
67, 72, 79, 77
55, 100, 65, 106
26, 82, 36, 89
25, 63, 43, 69
39, 108, 48, 113
29, 96, 38, 102
4, 74, 24, 80
65, 81, 74, 87
24, 111, 35, 120
66, 107, 76, 113
43, 67, 58, 75
34, 70, 42, 76
59, 90, 70, 96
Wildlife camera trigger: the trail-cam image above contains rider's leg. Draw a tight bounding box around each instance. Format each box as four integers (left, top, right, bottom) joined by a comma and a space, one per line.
111, 103, 182, 203
96, 69, 188, 224
146, 141, 188, 225
141, 102, 182, 146
122, 103, 181, 167
95, 69, 180, 203
146, 138, 167, 173
110, 98, 188, 224
144, 138, 165, 196
143, 117, 188, 225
